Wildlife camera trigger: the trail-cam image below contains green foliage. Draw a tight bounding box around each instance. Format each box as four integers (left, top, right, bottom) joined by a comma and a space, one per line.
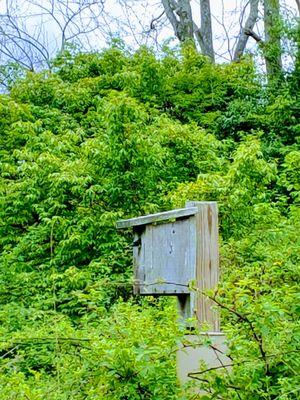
0, 62, 26, 90
170, 135, 278, 238
0, 301, 180, 400
0, 45, 299, 398
280, 151, 300, 203
188, 208, 300, 400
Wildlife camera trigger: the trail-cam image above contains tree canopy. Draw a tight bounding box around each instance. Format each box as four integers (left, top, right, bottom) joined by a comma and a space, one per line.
0, 42, 299, 398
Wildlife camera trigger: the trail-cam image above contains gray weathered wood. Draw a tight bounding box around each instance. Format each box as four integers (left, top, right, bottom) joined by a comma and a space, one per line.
116, 207, 198, 229
186, 201, 220, 331
118, 201, 220, 329
161, 0, 194, 44
199, 0, 215, 62
135, 218, 196, 295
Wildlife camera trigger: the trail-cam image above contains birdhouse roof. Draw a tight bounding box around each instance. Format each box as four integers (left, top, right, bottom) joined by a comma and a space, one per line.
116, 207, 198, 229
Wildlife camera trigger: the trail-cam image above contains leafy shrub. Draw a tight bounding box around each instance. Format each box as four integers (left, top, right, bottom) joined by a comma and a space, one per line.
0, 44, 299, 399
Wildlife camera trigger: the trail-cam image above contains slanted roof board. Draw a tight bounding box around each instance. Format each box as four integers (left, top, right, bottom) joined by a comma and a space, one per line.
116, 207, 198, 229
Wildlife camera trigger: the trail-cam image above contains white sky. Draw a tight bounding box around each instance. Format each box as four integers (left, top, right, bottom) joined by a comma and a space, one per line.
0, 0, 298, 65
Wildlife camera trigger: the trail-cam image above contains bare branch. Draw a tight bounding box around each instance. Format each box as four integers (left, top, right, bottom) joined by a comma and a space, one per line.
0, 0, 108, 72
245, 28, 263, 43
211, 0, 232, 61
150, 10, 165, 30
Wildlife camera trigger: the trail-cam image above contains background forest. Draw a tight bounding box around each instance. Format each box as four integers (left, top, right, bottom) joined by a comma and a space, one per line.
0, 1, 300, 399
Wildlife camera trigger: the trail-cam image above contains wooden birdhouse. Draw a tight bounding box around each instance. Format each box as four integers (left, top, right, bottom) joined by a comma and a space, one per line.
117, 201, 219, 331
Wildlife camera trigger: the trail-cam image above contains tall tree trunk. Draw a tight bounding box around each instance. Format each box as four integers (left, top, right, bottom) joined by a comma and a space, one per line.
196, 0, 214, 62
162, 0, 214, 61
233, 0, 259, 61
161, 0, 194, 44
264, 0, 282, 79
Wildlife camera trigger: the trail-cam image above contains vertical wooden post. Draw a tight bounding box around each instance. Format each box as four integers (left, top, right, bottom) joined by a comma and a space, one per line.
186, 201, 220, 332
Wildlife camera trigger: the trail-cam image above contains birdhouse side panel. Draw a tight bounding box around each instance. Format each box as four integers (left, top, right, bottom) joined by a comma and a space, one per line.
137, 218, 196, 295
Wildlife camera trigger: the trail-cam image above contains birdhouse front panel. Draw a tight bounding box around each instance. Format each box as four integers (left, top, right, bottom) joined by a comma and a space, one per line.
134, 217, 196, 295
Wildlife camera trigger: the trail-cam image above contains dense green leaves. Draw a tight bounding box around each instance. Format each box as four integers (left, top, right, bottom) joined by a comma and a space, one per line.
0, 45, 299, 398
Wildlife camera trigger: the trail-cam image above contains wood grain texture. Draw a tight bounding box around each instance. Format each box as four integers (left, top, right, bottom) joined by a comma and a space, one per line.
116, 207, 198, 229
121, 202, 220, 329
186, 201, 220, 331
135, 219, 196, 295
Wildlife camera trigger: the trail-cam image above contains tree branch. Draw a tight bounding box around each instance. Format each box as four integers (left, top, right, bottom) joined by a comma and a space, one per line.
161, 0, 180, 37
150, 10, 165, 30
245, 28, 263, 43
233, 0, 259, 61
209, 294, 269, 374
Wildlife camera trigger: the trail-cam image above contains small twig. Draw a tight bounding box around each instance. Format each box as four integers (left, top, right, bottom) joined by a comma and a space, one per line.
150, 10, 165, 30
0, 345, 19, 359
187, 349, 299, 377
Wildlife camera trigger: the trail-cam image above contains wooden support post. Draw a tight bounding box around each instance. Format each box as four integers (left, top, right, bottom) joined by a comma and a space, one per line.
186, 201, 220, 332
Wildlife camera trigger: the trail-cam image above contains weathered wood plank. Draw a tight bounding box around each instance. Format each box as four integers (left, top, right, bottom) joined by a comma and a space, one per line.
186, 201, 220, 332
116, 207, 198, 229
137, 219, 196, 295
